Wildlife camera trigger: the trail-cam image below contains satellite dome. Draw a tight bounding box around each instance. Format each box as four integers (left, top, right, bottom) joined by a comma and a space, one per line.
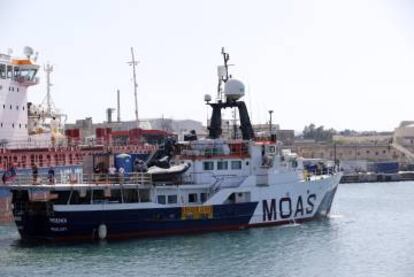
204, 94, 212, 102
224, 79, 245, 101
23, 46, 34, 58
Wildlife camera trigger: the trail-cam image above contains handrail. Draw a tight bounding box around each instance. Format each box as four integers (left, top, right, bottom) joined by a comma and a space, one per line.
2, 172, 152, 186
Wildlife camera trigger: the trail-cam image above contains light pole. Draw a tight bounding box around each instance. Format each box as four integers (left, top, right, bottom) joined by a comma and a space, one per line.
268, 110, 274, 135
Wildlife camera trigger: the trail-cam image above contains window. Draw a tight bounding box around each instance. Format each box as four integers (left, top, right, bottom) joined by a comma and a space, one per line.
2, 105, 5, 109
16, 105, 18, 110
188, 193, 198, 203
0, 64, 5, 79
19, 123, 21, 128
12, 123, 14, 128
158, 195, 166, 204
167, 195, 177, 204
231, 160, 242, 170
16, 88, 19, 92
217, 160, 228, 170
7, 66, 12, 79
200, 192, 207, 202
14, 67, 20, 80
0, 123, 3, 127
203, 161, 214, 170
9, 105, 12, 110
22, 106, 25, 111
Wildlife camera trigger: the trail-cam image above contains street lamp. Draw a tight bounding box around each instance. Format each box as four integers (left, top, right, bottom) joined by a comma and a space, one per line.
268, 110, 274, 134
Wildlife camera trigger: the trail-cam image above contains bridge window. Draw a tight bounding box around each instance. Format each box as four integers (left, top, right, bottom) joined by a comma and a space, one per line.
6, 66, 12, 79
20, 68, 37, 81
203, 161, 214, 170
217, 160, 228, 170
157, 195, 166, 204
167, 195, 177, 204
0, 64, 5, 79
188, 193, 198, 203
231, 160, 242, 170
200, 192, 207, 202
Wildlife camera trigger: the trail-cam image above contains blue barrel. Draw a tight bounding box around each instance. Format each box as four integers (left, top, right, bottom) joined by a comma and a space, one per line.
115, 154, 133, 173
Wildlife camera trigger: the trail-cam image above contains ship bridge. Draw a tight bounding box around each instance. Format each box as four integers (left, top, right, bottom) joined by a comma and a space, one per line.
0, 47, 40, 144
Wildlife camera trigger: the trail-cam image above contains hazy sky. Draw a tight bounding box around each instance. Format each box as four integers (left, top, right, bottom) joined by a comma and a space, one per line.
2, 0, 414, 132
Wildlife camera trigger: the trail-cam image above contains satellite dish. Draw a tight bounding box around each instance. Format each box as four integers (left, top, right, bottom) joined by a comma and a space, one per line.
23, 46, 34, 58
204, 94, 212, 103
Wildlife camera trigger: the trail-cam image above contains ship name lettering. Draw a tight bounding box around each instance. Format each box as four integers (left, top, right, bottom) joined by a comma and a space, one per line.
262, 194, 317, 222
49, 217, 67, 224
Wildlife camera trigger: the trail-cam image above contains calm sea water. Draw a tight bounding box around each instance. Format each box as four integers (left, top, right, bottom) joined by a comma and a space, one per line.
1, 182, 414, 277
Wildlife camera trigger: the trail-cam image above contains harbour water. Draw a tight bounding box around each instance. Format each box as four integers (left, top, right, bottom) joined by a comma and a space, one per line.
0, 182, 413, 277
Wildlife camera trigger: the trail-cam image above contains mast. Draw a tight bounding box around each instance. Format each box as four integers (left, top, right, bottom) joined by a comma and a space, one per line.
128, 47, 139, 127
44, 63, 53, 114
217, 47, 232, 101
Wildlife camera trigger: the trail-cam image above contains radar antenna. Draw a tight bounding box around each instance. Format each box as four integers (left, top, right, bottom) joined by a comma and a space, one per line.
127, 47, 140, 128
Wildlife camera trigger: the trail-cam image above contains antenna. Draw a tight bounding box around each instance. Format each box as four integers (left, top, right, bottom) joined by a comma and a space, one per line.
217, 47, 233, 101
44, 63, 54, 114
127, 47, 139, 128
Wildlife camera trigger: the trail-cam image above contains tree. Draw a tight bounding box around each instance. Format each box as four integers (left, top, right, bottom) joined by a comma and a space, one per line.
303, 123, 336, 142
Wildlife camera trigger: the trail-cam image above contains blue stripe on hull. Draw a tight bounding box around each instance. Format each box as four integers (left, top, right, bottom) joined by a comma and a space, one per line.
15, 202, 259, 241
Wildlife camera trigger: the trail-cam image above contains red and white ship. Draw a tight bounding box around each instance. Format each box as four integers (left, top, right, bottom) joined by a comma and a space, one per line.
0, 47, 164, 222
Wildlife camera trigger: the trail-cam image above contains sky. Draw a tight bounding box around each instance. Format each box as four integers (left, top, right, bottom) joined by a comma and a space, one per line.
1, 0, 414, 132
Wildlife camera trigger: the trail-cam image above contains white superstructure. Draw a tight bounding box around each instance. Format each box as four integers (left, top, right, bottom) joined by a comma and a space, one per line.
0, 48, 39, 144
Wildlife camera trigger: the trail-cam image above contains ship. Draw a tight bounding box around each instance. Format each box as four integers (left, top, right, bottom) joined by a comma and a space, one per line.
0, 47, 166, 222
2, 48, 342, 241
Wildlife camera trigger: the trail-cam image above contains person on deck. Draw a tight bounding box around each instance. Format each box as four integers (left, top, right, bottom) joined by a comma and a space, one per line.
48, 167, 55, 184
32, 163, 39, 185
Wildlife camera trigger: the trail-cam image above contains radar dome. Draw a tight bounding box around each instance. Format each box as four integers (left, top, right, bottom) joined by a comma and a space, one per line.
23, 46, 34, 58
204, 94, 212, 102
224, 79, 245, 101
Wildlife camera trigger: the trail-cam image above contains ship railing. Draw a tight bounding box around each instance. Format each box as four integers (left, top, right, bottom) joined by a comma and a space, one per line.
4, 172, 153, 187
179, 141, 250, 159
303, 167, 336, 180
0, 137, 160, 151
